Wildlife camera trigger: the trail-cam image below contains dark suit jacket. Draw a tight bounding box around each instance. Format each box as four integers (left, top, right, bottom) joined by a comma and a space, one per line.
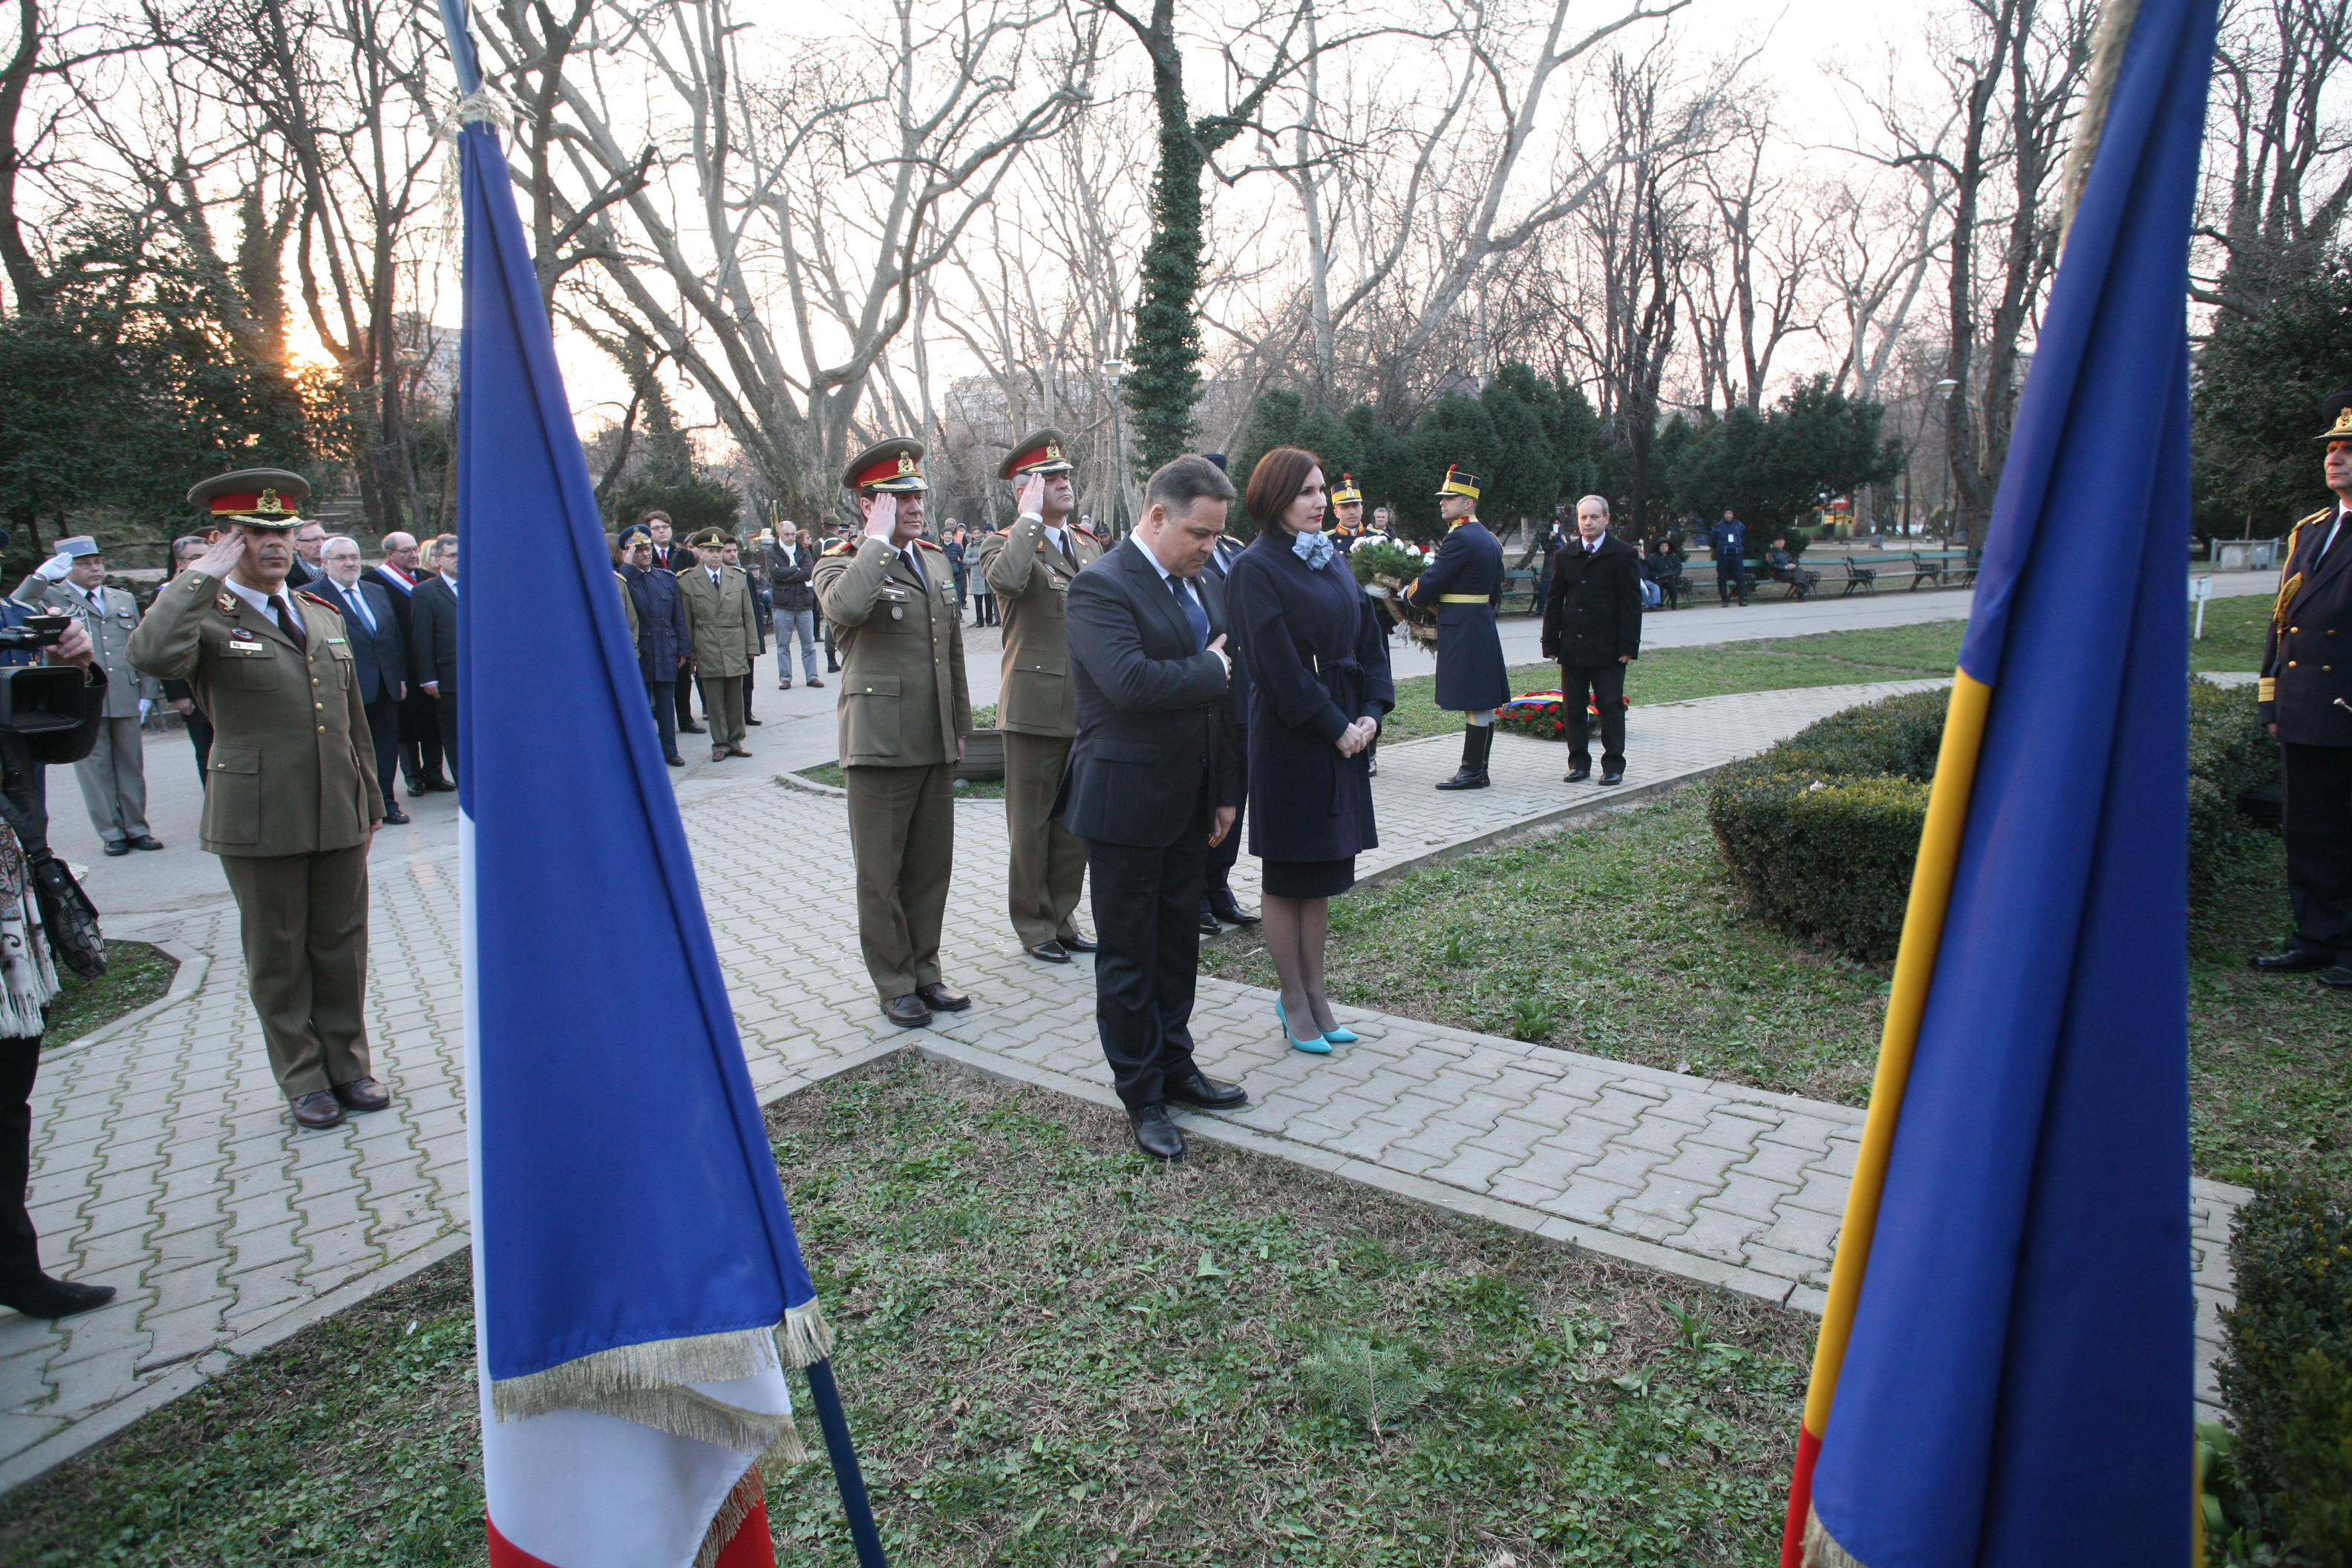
408, 574, 460, 690
312, 578, 407, 705
1541, 533, 1644, 666
2262, 503, 2352, 746
1062, 539, 1241, 847
647, 543, 691, 575
1201, 537, 1250, 755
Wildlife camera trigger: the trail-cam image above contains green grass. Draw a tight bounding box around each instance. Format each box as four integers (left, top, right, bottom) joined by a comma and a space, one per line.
794, 762, 1005, 800
43, 941, 177, 1047
0, 1058, 1816, 1567
1378, 602, 2270, 744
1203, 785, 2350, 1192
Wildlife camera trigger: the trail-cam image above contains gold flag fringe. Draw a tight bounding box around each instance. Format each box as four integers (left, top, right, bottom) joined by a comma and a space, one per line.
490, 1324, 785, 1423
589, 1383, 801, 1461
781, 1298, 835, 1368
1802, 1504, 1875, 1568
695, 1466, 768, 1568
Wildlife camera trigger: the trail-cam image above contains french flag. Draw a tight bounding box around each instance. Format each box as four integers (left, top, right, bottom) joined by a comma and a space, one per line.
440, 13, 834, 1566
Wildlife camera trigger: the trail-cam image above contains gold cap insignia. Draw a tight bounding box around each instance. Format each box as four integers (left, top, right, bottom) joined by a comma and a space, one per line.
256, 488, 281, 514
2335, 409, 2352, 434
1045, 441, 1063, 461
897, 453, 915, 475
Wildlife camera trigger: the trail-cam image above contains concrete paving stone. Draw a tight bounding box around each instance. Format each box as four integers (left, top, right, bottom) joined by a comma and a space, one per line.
1813, 1135, 1861, 1180
134, 1304, 227, 1371
1579, 1085, 1671, 1129
1751, 1206, 1843, 1263
1606, 1114, 1704, 1158
1728, 1137, 1820, 1187
1647, 1141, 1746, 1192
1696, 1172, 1799, 1225
1425, 1145, 1520, 1192
1670, 1207, 1768, 1262
1754, 1117, 1840, 1155
1542, 1175, 1637, 1226
1621, 1174, 1722, 1228
70, 1196, 157, 1247
1779, 1170, 1854, 1218
1682, 1112, 1771, 1154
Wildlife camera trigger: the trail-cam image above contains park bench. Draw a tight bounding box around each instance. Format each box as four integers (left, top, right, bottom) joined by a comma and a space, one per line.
1501, 568, 1543, 615
1833, 558, 1876, 595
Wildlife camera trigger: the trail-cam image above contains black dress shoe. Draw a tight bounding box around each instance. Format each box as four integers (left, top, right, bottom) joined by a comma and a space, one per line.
1563, 767, 1591, 783
1205, 893, 1259, 927
679, 722, 707, 734
425, 778, 459, 793
916, 981, 971, 1012
1164, 1071, 1247, 1110
2250, 949, 2333, 973
2319, 964, 2352, 990
289, 1091, 345, 1129
102, 841, 131, 857
1028, 940, 1071, 964
746, 716, 763, 725
0, 1272, 116, 1319
665, 754, 686, 768
128, 834, 165, 851
1198, 909, 1223, 935
1599, 770, 1624, 786
1056, 932, 1099, 953
382, 808, 411, 826
333, 1077, 391, 1112
883, 994, 932, 1028
1128, 1103, 1185, 1160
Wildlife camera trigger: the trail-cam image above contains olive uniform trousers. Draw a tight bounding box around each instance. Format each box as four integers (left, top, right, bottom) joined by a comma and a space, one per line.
699, 674, 748, 752
1002, 730, 1085, 949
218, 846, 373, 1097
845, 762, 956, 999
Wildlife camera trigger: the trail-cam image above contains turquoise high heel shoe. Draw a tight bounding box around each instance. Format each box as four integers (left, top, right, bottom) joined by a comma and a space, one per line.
1320, 1022, 1359, 1045
1276, 999, 1330, 1054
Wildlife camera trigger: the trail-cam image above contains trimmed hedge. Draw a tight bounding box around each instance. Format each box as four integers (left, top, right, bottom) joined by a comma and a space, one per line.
2217, 1182, 2352, 1565
1708, 682, 2278, 961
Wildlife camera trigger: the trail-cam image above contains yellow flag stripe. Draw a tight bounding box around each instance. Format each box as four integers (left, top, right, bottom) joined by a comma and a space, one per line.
1800, 670, 1993, 1437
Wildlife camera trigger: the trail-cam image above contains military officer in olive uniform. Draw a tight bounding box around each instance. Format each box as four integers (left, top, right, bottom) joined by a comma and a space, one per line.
127, 471, 388, 1130
813, 438, 974, 1028
677, 526, 759, 762
1407, 465, 1509, 790
973, 429, 1105, 962
2254, 391, 2352, 988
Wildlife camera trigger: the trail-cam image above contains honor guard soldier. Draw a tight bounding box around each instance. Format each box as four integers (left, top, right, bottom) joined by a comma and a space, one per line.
2253, 390, 2352, 988
813, 438, 975, 1028
128, 471, 390, 1129
974, 429, 1105, 963
1329, 474, 1365, 551
1407, 465, 1510, 789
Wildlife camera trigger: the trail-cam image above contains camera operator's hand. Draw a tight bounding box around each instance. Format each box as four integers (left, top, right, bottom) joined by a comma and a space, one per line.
33, 552, 74, 583
188, 529, 247, 581
47, 620, 91, 669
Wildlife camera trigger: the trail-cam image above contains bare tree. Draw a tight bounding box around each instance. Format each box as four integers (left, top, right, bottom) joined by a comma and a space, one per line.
2199, 0, 2352, 313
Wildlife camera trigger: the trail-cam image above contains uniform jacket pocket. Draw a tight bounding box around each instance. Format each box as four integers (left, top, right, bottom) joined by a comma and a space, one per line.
205, 745, 262, 846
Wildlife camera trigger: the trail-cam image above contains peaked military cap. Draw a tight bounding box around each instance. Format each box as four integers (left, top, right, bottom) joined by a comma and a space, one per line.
2315, 390, 2352, 442
618, 525, 653, 549
999, 428, 1076, 480
687, 527, 731, 549
1434, 465, 1481, 500
188, 468, 310, 529
1330, 472, 1364, 506
843, 437, 930, 494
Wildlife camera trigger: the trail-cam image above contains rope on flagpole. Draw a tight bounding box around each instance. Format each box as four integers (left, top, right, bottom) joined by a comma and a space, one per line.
803, 1360, 891, 1567
2057, 0, 2144, 244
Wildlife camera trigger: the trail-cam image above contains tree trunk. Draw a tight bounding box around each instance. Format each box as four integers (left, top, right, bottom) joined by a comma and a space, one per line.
1125, 0, 1205, 476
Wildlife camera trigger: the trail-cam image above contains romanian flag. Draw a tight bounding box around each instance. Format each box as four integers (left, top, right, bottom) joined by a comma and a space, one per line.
1782, 0, 2218, 1564
437, 10, 835, 1566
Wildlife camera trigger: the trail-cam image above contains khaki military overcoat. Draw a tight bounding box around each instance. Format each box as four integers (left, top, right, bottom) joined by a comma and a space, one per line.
973, 516, 1103, 739
812, 535, 969, 768
127, 573, 383, 855
676, 563, 758, 677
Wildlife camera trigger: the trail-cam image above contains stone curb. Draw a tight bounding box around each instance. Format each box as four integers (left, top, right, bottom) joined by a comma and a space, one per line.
42, 937, 210, 1063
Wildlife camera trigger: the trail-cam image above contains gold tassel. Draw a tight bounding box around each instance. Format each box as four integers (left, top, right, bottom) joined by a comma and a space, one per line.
1802, 1504, 1875, 1568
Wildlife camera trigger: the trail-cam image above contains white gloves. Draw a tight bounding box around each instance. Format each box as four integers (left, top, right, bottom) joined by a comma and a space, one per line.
138, 698, 152, 722
35, 553, 74, 582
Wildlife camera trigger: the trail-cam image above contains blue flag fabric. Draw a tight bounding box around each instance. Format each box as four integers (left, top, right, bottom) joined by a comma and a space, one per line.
1807, 1, 2216, 1564
454, 105, 820, 1394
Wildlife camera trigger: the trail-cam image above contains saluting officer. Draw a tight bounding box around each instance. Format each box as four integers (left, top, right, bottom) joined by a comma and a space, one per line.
973, 429, 1104, 963
1407, 465, 1510, 790
812, 438, 974, 1028
2254, 390, 2352, 989
127, 471, 389, 1130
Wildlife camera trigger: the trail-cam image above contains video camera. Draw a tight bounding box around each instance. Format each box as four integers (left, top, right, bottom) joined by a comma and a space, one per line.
0, 616, 104, 762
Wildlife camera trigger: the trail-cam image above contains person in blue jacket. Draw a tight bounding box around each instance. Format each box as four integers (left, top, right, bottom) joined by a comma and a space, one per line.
1405, 465, 1509, 789
1709, 507, 1751, 606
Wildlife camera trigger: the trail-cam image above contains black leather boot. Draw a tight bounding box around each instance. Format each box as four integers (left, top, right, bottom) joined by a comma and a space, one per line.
1434, 725, 1492, 790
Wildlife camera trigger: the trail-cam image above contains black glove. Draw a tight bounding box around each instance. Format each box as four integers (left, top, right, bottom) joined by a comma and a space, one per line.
30, 854, 105, 979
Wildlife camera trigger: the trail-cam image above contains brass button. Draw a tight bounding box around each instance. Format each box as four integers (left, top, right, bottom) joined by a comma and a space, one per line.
314, 702, 324, 710
2327, 666, 2335, 673
316, 725, 324, 732
2290, 660, 2299, 667
2292, 627, 2300, 633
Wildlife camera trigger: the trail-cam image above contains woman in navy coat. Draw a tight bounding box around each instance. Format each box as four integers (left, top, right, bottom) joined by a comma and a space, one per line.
1228, 446, 1394, 1054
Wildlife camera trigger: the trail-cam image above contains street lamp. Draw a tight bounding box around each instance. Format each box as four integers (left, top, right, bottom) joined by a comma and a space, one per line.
1931, 379, 1960, 541
1102, 359, 1134, 536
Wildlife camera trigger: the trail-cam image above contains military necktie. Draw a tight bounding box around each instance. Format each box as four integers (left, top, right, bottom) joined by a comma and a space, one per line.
1059, 532, 1077, 570
901, 547, 926, 589
273, 594, 306, 653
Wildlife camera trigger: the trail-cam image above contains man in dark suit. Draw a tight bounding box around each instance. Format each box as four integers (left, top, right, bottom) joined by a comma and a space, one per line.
640, 512, 702, 735
1063, 454, 1250, 1160
368, 532, 451, 794
316, 535, 411, 824
1710, 508, 1751, 606
408, 532, 461, 784
1541, 494, 1644, 785
1198, 529, 1258, 932
2254, 390, 2352, 987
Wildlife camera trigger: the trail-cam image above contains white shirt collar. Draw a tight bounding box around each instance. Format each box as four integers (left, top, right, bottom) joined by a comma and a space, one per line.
221, 576, 290, 620
1126, 533, 1201, 598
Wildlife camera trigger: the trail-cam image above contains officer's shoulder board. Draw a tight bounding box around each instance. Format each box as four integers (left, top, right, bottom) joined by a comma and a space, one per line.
822, 540, 857, 558
913, 538, 945, 554
295, 589, 343, 616
1070, 523, 1102, 543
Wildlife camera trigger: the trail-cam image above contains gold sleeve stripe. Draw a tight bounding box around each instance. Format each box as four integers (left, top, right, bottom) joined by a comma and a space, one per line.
2259, 677, 2277, 702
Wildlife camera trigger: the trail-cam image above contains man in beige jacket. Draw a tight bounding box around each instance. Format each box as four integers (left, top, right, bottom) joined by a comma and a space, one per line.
676, 527, 759, 762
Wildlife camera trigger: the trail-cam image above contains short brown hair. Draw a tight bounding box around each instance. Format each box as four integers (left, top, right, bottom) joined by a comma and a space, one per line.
1244, 446, 1324, 534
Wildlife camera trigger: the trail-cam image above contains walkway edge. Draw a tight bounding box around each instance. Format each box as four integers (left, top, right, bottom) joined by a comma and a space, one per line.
42, 938, 210, 1062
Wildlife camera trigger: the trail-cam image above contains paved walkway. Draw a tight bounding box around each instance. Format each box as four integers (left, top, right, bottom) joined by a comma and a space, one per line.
0, 677, 2250, 1492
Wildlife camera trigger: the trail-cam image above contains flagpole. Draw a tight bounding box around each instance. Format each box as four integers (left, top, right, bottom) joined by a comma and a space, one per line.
803, 1362, 889, 1567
